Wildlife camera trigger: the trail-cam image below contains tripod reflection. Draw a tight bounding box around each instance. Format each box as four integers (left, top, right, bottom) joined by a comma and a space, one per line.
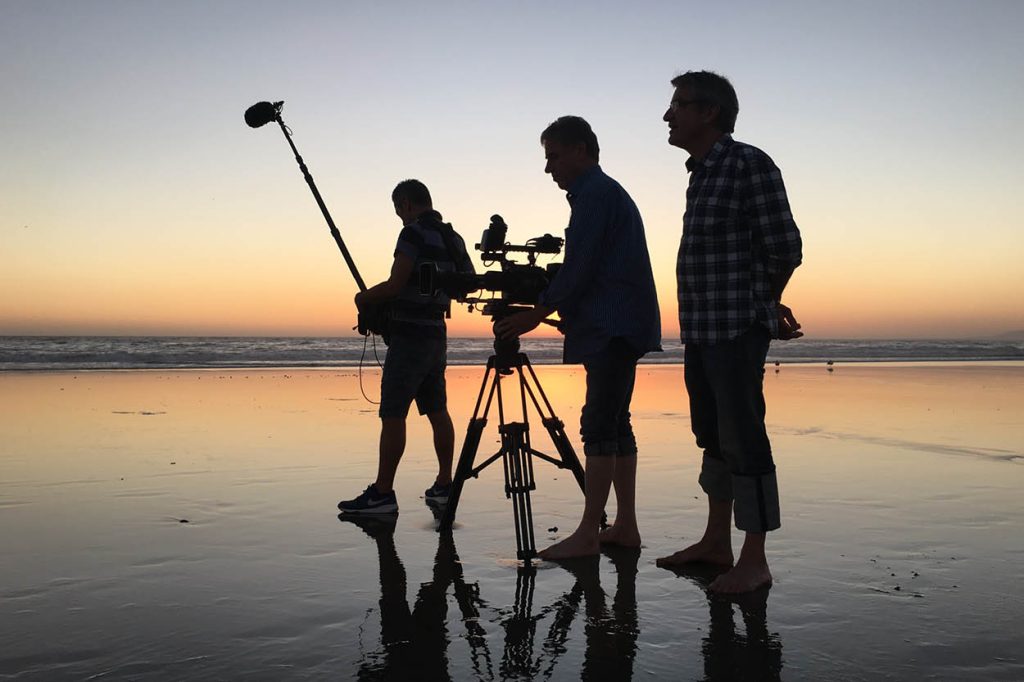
338, 512, 639, 681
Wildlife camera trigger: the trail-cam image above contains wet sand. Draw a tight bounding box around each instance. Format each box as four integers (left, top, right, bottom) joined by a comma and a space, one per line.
2, 363, 1023, 680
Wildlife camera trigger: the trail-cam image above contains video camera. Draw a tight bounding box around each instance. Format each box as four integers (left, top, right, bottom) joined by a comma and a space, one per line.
420, 215, 563, 318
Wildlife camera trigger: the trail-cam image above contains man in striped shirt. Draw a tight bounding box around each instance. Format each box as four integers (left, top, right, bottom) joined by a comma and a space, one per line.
655, 71, 803, 593
339, 179, 475, 515
496, 116, 661, 560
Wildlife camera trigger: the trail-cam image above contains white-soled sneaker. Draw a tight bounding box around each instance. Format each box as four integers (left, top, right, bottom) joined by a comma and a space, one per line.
338, 484, 399, 514
423, 481, 452, 505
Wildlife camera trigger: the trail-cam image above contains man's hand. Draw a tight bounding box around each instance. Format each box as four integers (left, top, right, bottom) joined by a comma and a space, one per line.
354, 254, 413, 309
494, 308, 548, 340
776, 303, 803, 340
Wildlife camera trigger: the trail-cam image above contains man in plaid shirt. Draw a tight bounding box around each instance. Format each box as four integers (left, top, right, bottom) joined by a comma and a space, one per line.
656, 71, 803, 593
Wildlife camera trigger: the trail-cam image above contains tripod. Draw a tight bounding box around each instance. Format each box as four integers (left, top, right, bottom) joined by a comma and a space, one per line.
439, 336, 586, 566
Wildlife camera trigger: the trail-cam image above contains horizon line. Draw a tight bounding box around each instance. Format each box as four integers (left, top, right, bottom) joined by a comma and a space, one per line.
2, 333, 1022, 342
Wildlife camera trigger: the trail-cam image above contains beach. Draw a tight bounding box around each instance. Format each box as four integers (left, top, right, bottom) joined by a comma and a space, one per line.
2, 363, 1022, 680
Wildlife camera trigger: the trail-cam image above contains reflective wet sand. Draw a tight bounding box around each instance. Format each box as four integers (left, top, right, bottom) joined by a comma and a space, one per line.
2, 364, 1022, 680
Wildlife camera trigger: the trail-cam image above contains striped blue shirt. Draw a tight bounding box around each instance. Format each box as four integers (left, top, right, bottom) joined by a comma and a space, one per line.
539, 166, 661, 363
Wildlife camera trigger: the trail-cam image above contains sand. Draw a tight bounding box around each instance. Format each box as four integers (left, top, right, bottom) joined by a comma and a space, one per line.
2, 363, 1022, 680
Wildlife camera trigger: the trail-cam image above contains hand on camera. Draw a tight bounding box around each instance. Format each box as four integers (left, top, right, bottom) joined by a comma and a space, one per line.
494, 309, 546, 340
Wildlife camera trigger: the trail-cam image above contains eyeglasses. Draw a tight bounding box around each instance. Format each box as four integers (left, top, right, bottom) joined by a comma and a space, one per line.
669, 99, 704, 112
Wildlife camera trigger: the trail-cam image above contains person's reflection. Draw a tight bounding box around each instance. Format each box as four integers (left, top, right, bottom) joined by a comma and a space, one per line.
340, 513, 642, 681
670, 564, 783, 681
513, 549, 639, 681
564, 548, 640, 681
338, 513, 493, 681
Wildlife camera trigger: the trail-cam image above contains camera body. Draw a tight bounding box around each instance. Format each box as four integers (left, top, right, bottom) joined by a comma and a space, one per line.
420, 215, 563, 316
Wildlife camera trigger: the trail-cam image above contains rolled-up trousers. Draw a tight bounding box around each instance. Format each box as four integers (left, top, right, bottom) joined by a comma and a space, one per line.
580, 337, 640, 457
684, 325, 780, 532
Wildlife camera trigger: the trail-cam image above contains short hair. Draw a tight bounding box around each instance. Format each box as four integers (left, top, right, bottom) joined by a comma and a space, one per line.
540, 116, 600, 162
391, 179, 432, 207
670, 71, 739, 134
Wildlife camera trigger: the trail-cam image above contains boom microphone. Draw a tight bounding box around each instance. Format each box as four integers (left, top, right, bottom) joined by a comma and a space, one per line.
244, 99, 370, 297
244, 101, 283, 128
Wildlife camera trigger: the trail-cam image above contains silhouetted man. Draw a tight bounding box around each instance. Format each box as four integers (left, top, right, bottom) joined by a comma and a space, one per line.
496, 116, 661, 559
655, 71, 803, 593
339, 180, 474, 514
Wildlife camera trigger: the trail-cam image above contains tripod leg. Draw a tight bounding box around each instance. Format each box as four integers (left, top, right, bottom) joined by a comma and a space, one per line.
440, 363, 498, 531
520, 356, 607, 528
541, 416, 586, 495
502, 423, 537, 563
440, 416, 487, 530
519, 357, 587, 495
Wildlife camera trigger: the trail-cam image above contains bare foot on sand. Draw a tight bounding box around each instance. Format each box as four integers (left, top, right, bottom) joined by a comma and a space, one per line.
655, 539, 734, 569
539, 529, 600, 560
598, 523, 641, 548
709, 559, 772, 594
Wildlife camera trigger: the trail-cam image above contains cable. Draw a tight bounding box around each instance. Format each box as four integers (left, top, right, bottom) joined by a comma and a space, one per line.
357, 334, 382, 405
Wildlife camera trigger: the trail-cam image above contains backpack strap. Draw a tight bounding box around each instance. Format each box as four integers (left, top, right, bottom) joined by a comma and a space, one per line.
420, 212, 471, 274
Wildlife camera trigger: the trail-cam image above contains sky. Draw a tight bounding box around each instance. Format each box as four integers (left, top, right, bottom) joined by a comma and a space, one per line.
2, 0, 1022, 339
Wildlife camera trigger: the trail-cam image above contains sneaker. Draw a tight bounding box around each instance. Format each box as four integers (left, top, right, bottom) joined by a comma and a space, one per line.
423, 481, 452, 505
338, 484, 399, 514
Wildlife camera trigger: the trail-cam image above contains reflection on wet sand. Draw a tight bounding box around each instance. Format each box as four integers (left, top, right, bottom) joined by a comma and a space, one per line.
666, 564, 784, 682
341, 506, 782, 681
555, 549, 639, 682
339, 511, 491, 681
3, 366, 1021, 679
340, 505, 644, 681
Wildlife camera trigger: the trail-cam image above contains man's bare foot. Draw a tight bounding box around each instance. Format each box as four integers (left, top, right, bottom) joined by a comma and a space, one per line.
538, 528, 600, 560
598, 523, 641, 548
655, 539, 734, 569
709, 559, 772, 594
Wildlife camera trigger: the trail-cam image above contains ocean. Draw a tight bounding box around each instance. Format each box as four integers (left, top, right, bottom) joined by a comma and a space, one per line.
2, 336, 1023, 371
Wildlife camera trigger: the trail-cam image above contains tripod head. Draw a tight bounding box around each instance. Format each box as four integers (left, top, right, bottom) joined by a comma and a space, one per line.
488, 303, 532, 373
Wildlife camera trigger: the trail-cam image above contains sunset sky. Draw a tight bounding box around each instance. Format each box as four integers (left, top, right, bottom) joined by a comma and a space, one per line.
2, 0, 1022, 339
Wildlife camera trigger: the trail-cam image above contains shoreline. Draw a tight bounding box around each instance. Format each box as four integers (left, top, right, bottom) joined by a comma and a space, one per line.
3, 358, 1024, 374
4, 337, 1022, 374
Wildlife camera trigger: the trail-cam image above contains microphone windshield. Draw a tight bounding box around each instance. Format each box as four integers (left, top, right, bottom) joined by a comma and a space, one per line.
245, 101, 281, 128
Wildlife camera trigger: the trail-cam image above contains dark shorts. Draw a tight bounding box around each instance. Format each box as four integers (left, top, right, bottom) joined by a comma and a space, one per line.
580, 337, 641, 457
379, 331, 447, 419
684, 324, 779, 532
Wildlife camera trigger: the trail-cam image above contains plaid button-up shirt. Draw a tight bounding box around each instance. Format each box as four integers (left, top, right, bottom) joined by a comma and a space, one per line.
677, 135, 802, 344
